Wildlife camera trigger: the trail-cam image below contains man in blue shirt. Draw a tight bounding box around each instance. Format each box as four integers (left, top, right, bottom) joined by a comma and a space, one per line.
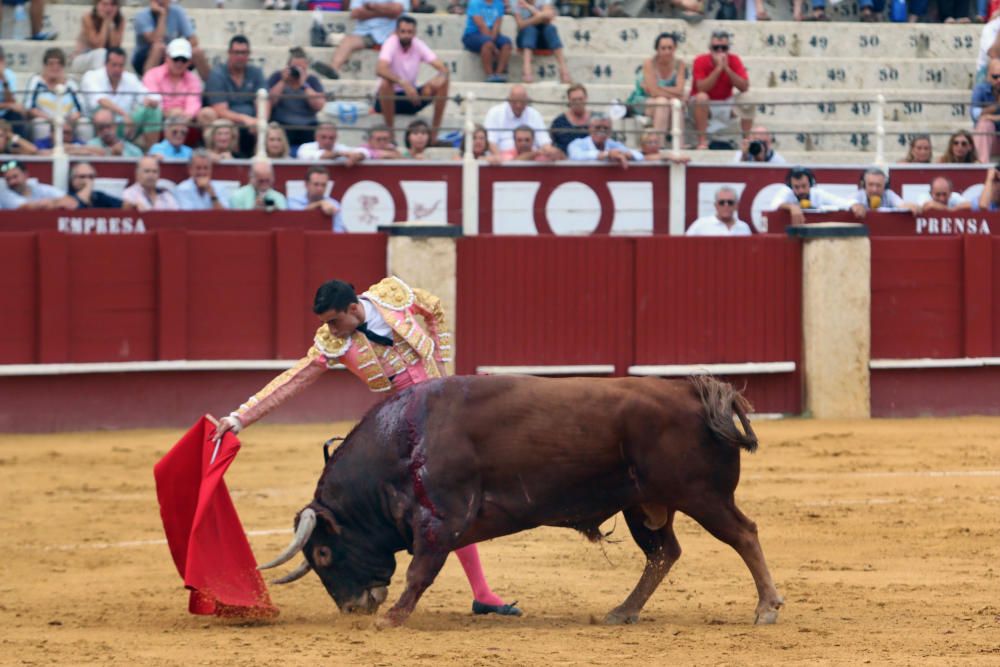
972, 58, 1000, 163
288, 165, 345, 231
132, 0, 208, 78
0, 160, 64, 209
463, 0, 512, 83
205, 36, 267, 158
148, 114, 193, 161
174, 150, 229, 210
567, 116, 643, 168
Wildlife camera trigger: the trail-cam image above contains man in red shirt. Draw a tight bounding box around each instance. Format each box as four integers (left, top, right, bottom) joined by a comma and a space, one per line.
689, 30, 752, 150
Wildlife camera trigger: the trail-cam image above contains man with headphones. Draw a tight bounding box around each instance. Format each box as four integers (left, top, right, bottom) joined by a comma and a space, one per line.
852, 167, 919, 213
769, 166, 863, 225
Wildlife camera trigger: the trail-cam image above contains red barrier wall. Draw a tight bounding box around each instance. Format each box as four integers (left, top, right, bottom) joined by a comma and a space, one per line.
2, 230, 386, 364
456, 236, 802, 413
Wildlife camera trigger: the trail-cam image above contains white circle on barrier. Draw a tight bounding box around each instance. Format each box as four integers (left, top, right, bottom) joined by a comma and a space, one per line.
341, 180, 396, 232
751, 184, 787, 232
545, 181, 601, 235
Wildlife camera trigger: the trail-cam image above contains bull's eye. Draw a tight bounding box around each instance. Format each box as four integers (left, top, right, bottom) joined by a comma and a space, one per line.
313, 545, 333, 567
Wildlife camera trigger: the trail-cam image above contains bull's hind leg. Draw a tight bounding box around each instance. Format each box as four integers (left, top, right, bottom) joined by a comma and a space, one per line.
682, 496, 783, 625
604, 506, 682, 625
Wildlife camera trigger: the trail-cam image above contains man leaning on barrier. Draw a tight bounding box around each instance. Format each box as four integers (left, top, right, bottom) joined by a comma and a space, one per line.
769, 166, 863, 225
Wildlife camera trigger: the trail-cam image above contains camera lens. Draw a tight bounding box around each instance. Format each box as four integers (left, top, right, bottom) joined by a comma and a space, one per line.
748, 140, 764, 157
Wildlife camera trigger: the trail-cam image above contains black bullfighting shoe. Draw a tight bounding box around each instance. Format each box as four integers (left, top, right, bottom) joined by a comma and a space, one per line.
472, 600, 523, 617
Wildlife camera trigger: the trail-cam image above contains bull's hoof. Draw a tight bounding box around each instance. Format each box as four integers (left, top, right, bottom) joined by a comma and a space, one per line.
603, 609, 640, 625
375, 612, 406, 629
754, 608, 780, 625
472, 600, 523, 617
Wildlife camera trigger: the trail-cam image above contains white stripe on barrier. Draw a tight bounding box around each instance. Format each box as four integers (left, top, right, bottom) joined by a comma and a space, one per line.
629, 362, 796, 376
0, 360, 346, 376
477, 365, 616, 375
870, 357, 1000, 370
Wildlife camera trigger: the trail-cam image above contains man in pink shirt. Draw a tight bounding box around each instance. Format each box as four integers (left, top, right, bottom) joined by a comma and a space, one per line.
142, 38, 216, 130
375, 16, 450, 139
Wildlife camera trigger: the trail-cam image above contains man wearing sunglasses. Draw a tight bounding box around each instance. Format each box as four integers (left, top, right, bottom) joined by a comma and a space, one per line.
142, 39, 215, 129
567, 115, 642, 168
686, 186, 752, 236
0, 160, 64, 210
971, 58, 1000, 162
690, 31, 752, 151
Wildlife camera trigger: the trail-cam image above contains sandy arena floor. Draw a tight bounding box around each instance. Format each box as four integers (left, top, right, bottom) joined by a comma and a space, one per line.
2, 417, 1000, 665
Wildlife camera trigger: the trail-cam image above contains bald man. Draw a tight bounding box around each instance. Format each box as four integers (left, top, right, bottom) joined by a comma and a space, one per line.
229, 160, 288, 211
482, 84, 551, 152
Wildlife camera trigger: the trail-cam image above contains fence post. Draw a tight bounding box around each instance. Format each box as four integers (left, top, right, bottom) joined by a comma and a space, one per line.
668, 98, 687, 236
51, 84, 69, 192
462, 92, 479, 236
874, 93, 886, 168
255, 88, 268, 159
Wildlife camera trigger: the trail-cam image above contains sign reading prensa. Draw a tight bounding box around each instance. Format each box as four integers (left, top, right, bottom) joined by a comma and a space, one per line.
915, 217, 992, 235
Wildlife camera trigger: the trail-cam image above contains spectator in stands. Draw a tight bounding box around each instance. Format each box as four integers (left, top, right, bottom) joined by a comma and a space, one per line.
402, 119, 432, 159
297, 121, 365, 162
916, 176, 972, 212
206, 36, 268, 158
938, 129, 979, 163
268, 47, 326, 149
793, 0, 827, 20
375, 15, 450, 139
230, 160, 288, 210
149, 114, 193, 161
972, 59, 1000, 163
549, 83, 590, 155
122, 156, 179, 210
512, 0, 571, 84
71, 0, 124, 74
142, 39, 215, 130
770, 166, 864, 225
733, 126, 785, 164
357, 124, 404, 160
853, 167, 920, 214
205, 119, 238, 160
977, 164, 1000, 210
24, 48, 86, 143
174, 150, 227, 210
35, 121, 102, 156
690, 30, 752, 151
132, 0, 208, 78
86, 108, 144, 157
463, 0, 513, 82
265, 122, 292, 159
627, 33, 686, 140
0, 160, 64, 210
312, 0, 408, 81
687, 187, 752, 236
0, 120, 38, 156
81, 47, 162, 150
288, 164, 345, 231
460, 123, 501, 163
63, 161, 123, 209
899, 134, 933, 163
0, 0, 56, 42
484, 85, 552, 154
857, 0, 885, 21
0, 47, 27, 131
977, 13, 1000, 84
567, 116, 642, 167
504, 125, 563, 162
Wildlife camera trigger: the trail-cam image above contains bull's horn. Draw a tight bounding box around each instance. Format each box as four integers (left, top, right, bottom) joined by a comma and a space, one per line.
271, 560, 312, 585
258, 508, 316, 570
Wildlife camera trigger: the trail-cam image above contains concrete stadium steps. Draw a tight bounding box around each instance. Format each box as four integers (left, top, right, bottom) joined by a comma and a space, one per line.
7, 5, 983, 60
2, 37, 978, 89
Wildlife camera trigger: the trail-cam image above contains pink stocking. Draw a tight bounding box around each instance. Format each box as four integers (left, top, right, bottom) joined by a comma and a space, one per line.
454, 543, 504, 605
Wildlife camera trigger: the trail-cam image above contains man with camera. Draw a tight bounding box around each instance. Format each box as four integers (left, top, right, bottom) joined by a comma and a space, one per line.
268, 47, 326, 149
229, 160, 288, 211
733, 125, 785, 164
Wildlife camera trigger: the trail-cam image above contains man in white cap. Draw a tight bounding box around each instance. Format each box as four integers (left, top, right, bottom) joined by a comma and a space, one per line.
142, 38, 217, 131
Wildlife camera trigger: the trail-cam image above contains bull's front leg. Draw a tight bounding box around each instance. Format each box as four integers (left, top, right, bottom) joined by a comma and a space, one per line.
378, 547, 450, 628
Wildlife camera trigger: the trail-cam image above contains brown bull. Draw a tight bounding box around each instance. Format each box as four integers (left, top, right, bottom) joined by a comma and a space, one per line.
260, 374, 784, 626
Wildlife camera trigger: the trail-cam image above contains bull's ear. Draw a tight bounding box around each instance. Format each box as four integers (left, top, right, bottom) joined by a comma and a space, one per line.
312, 505, 342, 535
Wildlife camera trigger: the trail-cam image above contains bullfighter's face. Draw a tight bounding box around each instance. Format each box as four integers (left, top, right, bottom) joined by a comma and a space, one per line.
318, 303, 364, 338
306, 519, 393, 615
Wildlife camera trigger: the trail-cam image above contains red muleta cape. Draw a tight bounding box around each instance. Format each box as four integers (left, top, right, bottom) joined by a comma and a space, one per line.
153, 416, 279, 618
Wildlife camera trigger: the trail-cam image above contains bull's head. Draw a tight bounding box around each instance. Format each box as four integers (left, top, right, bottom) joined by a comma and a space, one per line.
258, 506, 396, 614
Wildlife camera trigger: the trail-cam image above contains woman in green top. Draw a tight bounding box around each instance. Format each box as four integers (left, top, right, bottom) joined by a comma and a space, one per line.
627, 33, 686, 140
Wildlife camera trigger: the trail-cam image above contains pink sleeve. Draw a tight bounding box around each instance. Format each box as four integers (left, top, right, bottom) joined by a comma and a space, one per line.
378, 36, 397, 63
183, 73, 202, 117
232, 353, 328, 428
418, 40, 437, 64
141, 68, 158, 91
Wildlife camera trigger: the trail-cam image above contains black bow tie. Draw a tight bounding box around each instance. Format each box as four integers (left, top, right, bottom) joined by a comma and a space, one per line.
356, 322, 394, 347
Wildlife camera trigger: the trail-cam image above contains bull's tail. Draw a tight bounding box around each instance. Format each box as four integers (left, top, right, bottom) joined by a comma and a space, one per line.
688, 375, 758, 453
